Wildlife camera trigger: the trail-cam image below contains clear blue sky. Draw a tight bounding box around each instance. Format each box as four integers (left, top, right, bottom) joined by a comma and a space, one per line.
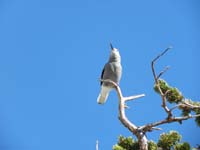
0, 0, 199, 149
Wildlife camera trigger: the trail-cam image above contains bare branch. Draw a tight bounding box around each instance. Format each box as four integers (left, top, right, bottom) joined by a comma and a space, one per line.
170, 104, 180, 112
156, 66, 170, 80
151, 47, 173, 118
170, 100, 200, 112
162, 90, 173, 118
182, 101, 200, 109
100, 79, 145, 102
152, 127, 162, 131
141, 114, 200, 132
99, 79, 119, 87
151, 47, 172, 83
124, 94, 145, 102
100, 79, 147, 150
152, 47, 172, 65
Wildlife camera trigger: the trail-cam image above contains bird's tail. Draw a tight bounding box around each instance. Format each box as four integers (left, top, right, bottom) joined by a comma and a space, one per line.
97, 86, 112, 104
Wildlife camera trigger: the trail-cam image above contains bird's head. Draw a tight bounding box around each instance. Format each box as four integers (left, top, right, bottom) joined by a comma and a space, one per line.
109, 43, 121, 62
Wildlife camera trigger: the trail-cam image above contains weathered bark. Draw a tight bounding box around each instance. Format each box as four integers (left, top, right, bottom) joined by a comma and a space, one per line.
137, 132, 148, 150
116, 84, 147, 150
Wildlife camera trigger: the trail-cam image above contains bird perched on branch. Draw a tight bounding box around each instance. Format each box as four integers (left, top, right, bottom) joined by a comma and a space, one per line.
97, 43, 122, 104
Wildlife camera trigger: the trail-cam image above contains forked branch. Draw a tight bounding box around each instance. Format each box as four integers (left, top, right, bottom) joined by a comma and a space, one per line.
151, 47, 172, 118
100, 79, 147, 150
141, 47, 200, 132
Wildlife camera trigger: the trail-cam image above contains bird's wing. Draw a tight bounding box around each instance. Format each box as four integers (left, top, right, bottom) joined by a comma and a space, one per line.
100, 63, 115, 85
100, 67, 105, 85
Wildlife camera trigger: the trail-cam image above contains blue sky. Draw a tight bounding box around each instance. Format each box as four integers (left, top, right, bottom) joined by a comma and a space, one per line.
0, 0, 199, 149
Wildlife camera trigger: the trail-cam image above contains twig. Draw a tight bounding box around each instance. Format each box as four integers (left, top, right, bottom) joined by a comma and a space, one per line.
170, 101, 200, 112
151, 47, 172, 118
152, 127, 162, 131
182, 101, 200, 109
156, 66, 170, 80
151, 47, 172, 83
170, 104, 180, 112
152, 47, 172, 65
124, 94, 145, 102
100, 79, 145, 102
141, 113, 200, 132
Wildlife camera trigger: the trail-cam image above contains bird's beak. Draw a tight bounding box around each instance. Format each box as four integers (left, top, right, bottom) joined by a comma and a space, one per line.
110, 43, 114, 50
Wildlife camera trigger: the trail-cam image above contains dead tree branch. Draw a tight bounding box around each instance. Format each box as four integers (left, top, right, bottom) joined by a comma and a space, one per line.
141, 113, 200, 132
100, 79, 146, 150
140, 47, 200, 132
151, 47, 172, 118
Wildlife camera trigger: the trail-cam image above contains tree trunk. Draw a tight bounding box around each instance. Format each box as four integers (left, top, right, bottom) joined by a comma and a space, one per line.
137, 132, 148, 150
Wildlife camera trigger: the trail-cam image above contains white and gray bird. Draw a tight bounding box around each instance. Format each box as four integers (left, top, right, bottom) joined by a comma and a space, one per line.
97, 43, 122, 104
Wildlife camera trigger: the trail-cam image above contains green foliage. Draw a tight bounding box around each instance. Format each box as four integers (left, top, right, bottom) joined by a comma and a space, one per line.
191, 101, 200, 127
174, 142, 190, 150
166, 88, 183, 104
112, 145, 125, 150
118, 136, 137, 149
112, 136, 157, 150
148, 140, 157, 150
154, 79, 200, 127
112, 136, 139, 150
113, 132, 191, 150
180, 106, 191, 116
179, 99, 200, 127
157, 131, 181, 150
194, 108, 200, 127
154, 79, 169, 94
112, 131, 197, 150
154, 79, 183, 104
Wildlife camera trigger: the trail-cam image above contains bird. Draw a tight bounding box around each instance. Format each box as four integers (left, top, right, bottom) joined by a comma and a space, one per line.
97, 43, 122, 104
